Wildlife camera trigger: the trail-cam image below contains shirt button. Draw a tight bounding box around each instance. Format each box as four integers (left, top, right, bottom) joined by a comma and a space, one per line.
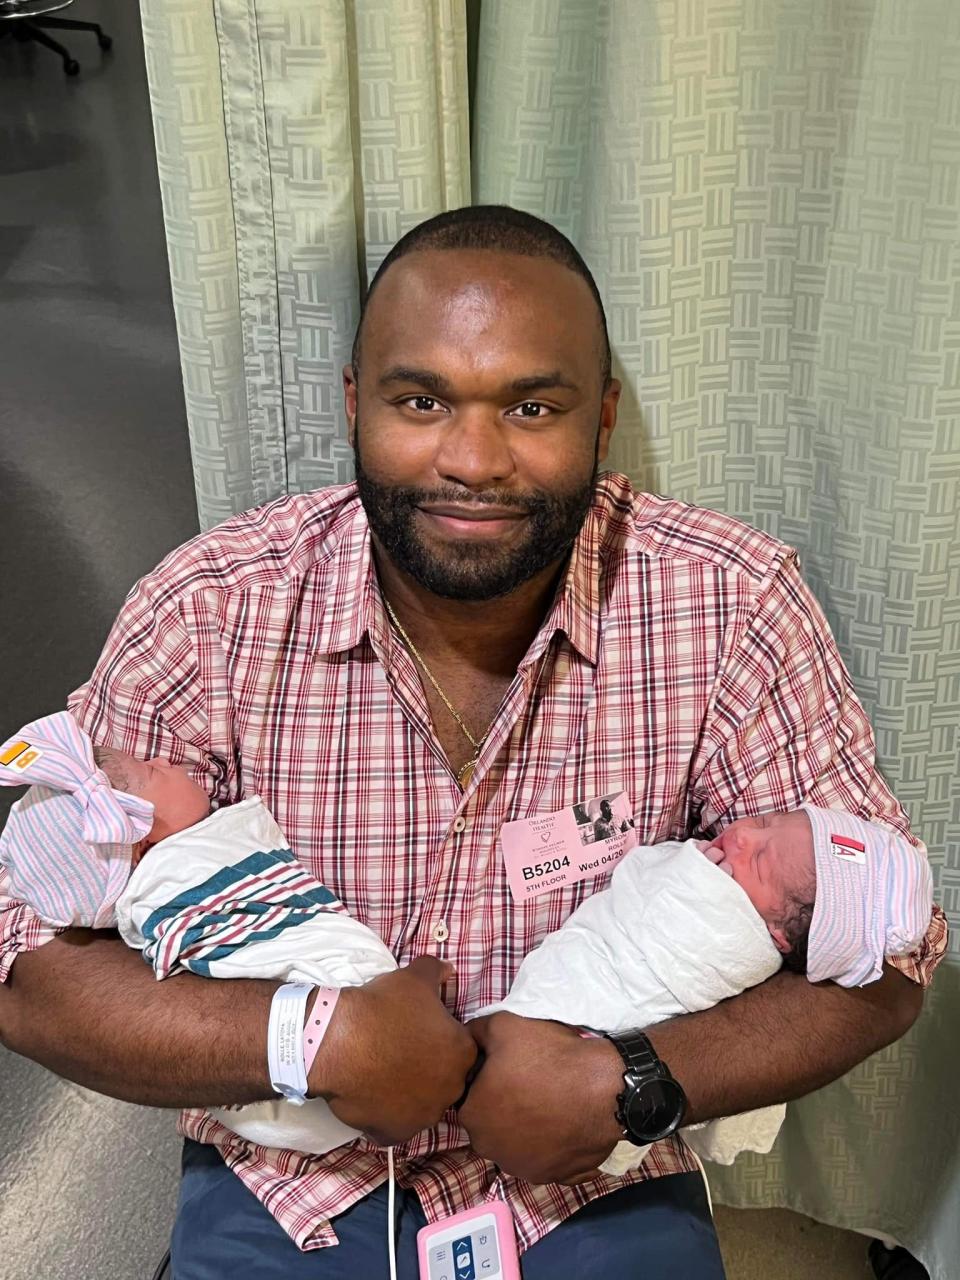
432, 920, 450, 942
451, 816, 467, 834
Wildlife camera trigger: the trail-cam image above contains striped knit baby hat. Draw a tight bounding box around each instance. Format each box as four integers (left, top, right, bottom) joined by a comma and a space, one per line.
802, 803, 932, 988
0, 711, 154, 928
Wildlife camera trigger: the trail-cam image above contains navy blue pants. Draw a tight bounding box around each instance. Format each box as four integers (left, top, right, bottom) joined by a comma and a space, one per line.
171, 1140, 726, 1278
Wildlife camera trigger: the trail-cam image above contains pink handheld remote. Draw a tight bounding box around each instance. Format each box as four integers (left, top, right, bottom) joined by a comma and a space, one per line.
417, 1200, 521, 1280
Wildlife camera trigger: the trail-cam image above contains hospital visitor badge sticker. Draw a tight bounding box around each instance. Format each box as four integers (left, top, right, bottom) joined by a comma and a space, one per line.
500, 789, 637, 903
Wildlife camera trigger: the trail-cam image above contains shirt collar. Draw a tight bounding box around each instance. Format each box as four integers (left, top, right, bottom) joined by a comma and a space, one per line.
311, 490, 603, 666
520, 501, 602, 670
311, 500, 378, 656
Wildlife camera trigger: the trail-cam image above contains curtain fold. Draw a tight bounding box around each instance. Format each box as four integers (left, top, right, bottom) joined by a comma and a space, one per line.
140, 0, 469, 529
473, 3, 959, 1277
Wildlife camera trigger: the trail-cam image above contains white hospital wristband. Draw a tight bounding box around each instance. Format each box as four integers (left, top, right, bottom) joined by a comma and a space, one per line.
267, 981, 315, 1105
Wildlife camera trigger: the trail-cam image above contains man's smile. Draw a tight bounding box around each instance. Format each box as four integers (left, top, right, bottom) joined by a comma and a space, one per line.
417, 502, 529, 538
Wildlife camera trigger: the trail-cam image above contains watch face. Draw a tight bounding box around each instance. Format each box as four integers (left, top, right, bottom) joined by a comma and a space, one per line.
623, 1076, 686, 1143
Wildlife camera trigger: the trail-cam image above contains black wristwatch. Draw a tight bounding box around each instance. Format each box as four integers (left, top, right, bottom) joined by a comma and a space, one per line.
603, 1030, 687, 1144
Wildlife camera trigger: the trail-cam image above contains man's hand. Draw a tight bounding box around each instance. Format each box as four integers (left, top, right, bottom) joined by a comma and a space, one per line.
312, 956, 478, 1146
459, 1012, 624, 1185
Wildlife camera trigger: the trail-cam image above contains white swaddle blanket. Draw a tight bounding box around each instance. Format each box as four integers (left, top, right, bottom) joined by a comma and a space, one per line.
116, 806, 785, 1168
115, 798, 398, 1153
483, 839, 786, 1171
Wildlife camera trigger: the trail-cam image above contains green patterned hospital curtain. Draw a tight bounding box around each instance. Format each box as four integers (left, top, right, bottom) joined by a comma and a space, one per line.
139, 0, 469, 529
474, 2, 960, 1277
141, 0, 958, 1272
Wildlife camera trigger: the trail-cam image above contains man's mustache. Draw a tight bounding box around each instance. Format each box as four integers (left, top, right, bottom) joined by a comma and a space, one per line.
399, 487, 546, 513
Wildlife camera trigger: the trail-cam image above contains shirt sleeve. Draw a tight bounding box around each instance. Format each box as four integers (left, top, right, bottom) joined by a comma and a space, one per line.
67, 568, 229, 795
0, 865, 64, 983
692, 549, 947, 987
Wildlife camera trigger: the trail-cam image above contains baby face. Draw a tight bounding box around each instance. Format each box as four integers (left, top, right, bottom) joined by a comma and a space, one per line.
117, 755, 210, 848
701, 810, 815, 952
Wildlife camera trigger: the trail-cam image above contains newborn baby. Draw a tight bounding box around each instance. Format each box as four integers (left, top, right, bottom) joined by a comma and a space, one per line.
0, 710, 397, 1154
0, 719, 211, 926
0, 712, 933, 1171
486, 805, 932, 1170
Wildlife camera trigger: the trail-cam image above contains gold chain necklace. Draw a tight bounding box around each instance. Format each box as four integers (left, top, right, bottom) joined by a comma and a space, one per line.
383, 597, 491, 790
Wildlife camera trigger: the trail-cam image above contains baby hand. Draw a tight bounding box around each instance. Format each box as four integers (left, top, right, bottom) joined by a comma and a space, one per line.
695, 837, 724, 863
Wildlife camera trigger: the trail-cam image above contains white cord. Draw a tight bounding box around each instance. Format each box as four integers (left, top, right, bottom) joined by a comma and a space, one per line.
387, 1146, 398, 1280
689, 1147, 714, 1217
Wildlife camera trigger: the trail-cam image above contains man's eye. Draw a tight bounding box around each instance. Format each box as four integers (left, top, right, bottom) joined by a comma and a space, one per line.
515, 402, 547, 418
403, 395, 440, 412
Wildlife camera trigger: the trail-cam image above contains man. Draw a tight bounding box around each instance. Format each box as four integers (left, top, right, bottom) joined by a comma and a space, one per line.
0, 207, 944, 1278
592, 798, 617, 842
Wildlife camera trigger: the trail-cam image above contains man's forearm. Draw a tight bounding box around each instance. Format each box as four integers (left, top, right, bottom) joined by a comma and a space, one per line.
1, 936, 480, 1142
648, 964, 923, 1125
0, 931, 277, 1107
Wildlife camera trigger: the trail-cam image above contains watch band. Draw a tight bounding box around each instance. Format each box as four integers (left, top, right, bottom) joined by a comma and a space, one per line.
605, 1029, 665, 1080
603, 1028, 686, 1144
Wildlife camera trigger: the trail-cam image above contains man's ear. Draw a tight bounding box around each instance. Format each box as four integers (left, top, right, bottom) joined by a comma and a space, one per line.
343, 364, 358, 446
597, 378, 621, 463
769, 925, 792, 955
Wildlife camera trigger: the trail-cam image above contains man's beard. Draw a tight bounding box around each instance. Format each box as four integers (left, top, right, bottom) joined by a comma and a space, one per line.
353, 431, 598, 601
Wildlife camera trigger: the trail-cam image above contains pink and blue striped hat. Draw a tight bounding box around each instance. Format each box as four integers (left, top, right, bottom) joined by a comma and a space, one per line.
0, 711, 154, 928
802, 803, 933, 987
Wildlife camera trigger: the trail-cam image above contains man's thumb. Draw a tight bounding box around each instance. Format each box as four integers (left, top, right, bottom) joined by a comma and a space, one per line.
466, 1015, 490, 1047
404, 954, 455, 989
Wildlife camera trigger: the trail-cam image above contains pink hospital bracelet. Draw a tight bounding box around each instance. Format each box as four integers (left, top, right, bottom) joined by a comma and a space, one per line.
303, 987, 341, 1080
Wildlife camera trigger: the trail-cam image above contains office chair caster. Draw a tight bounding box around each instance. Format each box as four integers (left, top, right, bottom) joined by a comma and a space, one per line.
64, 56, 79, 75
98, 32, 111, 50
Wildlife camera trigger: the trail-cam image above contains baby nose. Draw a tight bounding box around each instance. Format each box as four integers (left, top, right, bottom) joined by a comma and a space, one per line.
724, 826, 757, 859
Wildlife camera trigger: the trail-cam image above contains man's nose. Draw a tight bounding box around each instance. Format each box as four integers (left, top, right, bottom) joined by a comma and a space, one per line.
433, 408, 515, 489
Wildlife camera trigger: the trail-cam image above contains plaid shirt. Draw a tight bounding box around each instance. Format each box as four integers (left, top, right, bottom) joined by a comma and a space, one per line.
0, 473, 946, 1253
